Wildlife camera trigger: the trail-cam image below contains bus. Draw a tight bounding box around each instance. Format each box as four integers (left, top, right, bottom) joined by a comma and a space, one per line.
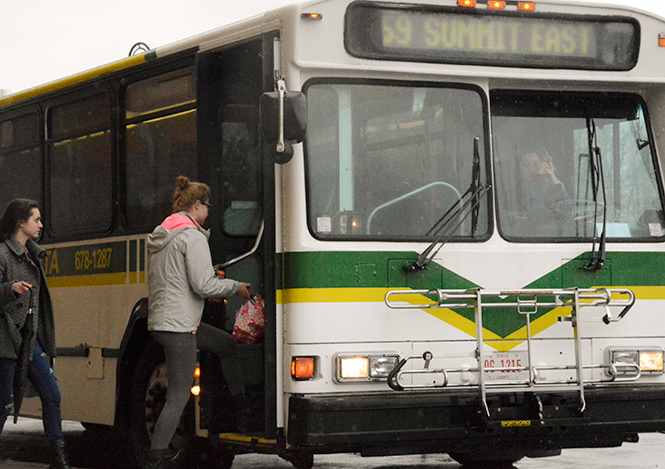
2, 0, 665, 467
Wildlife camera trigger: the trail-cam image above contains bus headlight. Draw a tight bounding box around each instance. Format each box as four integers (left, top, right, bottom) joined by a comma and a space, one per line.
607, 348, 664, 377
640, 351, 664, 372
335, 354, 399, 382
370, 356, 400, 378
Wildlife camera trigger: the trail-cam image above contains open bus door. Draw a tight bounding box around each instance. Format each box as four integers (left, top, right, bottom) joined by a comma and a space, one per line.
129, 31, 310, 469
129, 33, 280, 469
195, 30, 279, 448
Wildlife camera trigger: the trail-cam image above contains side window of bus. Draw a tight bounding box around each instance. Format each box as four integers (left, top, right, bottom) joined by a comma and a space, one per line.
0, 112, 42, 210
124, 69, 197, 229
48, 93, 112, 234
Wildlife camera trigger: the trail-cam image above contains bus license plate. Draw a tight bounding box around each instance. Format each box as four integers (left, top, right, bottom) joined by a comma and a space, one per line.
483, 352, 528, 381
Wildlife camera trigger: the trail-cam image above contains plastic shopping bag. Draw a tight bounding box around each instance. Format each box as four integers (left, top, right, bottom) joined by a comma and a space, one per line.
232, 295, 265, 344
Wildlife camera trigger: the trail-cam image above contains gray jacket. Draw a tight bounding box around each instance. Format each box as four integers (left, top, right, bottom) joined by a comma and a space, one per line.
147, 214, 240, 333
0, 237, 56, 361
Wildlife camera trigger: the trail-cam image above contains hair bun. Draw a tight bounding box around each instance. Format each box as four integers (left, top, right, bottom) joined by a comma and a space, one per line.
171, 176, 210, 213
176, 175, 190, 190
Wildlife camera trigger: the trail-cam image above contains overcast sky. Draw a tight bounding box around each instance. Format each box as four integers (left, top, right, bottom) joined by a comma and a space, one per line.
1, 0, 665, 95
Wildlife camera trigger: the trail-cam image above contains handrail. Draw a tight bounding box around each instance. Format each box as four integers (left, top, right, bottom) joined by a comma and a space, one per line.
219, 220, 265, 268
366, 181, 462, 235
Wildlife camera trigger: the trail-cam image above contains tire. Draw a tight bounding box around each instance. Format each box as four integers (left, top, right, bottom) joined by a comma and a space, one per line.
280, 450, 314, 469
130, 340, 196, 468
448, 449, 523, 468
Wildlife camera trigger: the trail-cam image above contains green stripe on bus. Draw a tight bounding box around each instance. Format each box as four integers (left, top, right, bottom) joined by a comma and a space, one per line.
281, 250, 665, 290
282, 251, 475, 289
279, 250, 665, 339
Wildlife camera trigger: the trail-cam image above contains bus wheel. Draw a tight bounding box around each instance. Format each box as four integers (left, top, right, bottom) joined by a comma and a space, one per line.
280, 450, 314, 469
130, 341, 196, 469
448, 449, 523, 468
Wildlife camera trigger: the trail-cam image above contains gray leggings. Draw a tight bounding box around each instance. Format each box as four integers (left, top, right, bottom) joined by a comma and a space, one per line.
150, 323, 245, 450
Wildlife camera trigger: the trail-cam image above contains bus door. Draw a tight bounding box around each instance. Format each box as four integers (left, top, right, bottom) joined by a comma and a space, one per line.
195, 33, 278, 438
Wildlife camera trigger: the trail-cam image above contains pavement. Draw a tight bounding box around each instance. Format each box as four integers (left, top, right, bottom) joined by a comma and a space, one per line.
1, 418, 87, 469
0, 462, 50, 468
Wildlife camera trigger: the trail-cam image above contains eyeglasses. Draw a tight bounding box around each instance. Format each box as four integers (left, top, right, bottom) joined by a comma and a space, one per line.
202, 201, 213, 208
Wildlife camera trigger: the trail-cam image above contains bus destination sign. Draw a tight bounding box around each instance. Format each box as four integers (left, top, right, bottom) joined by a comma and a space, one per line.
345, 3, 639, 70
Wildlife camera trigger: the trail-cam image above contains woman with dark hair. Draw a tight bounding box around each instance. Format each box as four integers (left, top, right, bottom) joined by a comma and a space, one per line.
0, 199, 71, 469
145, 176, 251, 469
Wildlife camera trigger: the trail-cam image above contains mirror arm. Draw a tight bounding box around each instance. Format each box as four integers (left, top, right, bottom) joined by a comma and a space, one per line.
276, 79, 287, 154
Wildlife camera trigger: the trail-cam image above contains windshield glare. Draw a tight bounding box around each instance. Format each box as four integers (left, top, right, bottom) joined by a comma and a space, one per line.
305, 82, 489, 240
492, 91, 665, 241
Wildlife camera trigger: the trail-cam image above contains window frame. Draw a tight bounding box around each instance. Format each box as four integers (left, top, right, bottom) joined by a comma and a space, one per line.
121, 66, 198, 231
303, 77, 493, 243
490, 89, 665, 243
45, 86, 115, 237
0, 106, 44, 211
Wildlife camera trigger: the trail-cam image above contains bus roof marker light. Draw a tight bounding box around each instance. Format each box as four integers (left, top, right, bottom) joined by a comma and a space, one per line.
301, 13, 323, 20
457, 0, 476, 8
517, 2, 536, 11
488, 1, 506, 9
659, 34, 665, 47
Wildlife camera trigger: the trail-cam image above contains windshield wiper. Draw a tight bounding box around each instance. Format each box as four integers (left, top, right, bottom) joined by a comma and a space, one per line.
585, 117, 607, 271
406, 138, 489, 272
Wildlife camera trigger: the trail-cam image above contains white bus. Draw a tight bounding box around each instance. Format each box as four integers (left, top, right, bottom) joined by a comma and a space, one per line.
2, 0, 665, 467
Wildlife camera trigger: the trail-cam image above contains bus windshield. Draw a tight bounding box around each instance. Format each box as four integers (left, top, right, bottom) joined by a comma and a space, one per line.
492, 91, 665, 241
305, 81, 489, 240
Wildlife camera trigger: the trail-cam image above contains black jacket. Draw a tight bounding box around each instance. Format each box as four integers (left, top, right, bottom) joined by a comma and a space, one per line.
0, 237, 56, 361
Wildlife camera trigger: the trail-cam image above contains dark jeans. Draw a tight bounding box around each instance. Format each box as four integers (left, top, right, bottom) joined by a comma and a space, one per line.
0, 342, 63, 443
150, 323, 245, 450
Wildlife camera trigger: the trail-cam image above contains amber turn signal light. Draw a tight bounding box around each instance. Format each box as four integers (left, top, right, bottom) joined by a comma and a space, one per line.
518, 2, 536, 11
457, 0, 476, 7
291, 356, 315, 380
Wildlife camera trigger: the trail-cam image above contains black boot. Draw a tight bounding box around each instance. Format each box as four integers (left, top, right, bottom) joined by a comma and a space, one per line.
49, 439, 72, 469
143, 449, 166, 469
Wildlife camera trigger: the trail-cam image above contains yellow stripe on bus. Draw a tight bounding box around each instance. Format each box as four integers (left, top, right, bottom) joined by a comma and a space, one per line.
278, 286, 665, 352
218, 433, 277, 445
0, 55, 147, 107
614, 285, 665, 299
48, 273, 136, 288
282, 287, 390, 303
279, 287, 504, 343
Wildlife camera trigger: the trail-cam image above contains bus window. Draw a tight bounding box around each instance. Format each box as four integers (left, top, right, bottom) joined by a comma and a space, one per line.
48, 93, 112, 234
492, 91, 665, 241
0, 113, 41, 209
125, 69, 197, 229
305, 81, 489, 240
219, 105, 262, 237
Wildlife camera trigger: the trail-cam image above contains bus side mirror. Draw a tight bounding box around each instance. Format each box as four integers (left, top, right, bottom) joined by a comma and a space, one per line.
259, 87, 307, 164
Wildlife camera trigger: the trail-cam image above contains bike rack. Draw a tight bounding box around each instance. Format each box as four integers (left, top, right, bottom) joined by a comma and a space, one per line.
384, 287, 635, 417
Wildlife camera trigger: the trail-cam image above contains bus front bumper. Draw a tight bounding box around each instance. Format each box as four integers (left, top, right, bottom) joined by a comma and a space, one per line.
287, 386, 665, 455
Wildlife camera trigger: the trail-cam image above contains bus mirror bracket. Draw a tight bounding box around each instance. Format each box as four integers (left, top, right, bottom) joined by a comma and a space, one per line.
259, 79, 307, 164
